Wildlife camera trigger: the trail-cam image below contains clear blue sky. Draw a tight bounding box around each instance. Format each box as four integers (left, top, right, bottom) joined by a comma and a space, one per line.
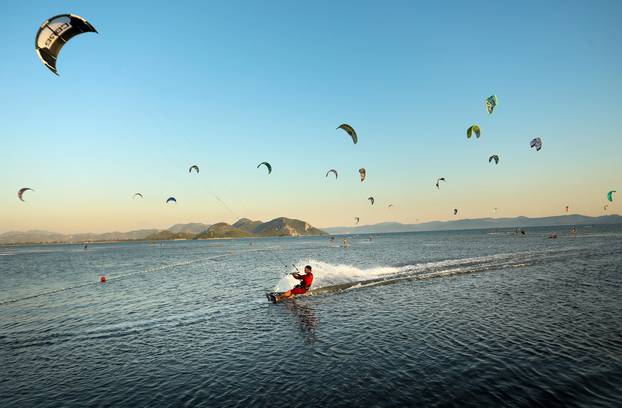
1, 0, 621, 233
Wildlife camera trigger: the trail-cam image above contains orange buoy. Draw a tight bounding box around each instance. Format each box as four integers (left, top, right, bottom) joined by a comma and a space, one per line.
100, 275, 107, 283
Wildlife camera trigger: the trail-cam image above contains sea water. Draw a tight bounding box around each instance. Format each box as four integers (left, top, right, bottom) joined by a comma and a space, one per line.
1, 226, 621, 407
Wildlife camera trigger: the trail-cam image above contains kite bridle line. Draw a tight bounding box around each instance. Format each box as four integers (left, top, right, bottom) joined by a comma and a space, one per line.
269, 247, 299, 275
192, 178, 299, 275
199, 184, 299, 274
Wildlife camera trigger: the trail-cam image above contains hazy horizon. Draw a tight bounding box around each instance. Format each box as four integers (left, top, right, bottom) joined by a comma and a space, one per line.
2, 213, 621, 236
2, 1, 621, 234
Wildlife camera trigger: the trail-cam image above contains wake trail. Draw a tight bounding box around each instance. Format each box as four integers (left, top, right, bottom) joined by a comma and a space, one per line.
273, 248, 586, 295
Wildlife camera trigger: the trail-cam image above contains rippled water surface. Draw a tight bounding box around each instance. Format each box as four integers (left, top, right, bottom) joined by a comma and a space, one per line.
1, 226, 622, 407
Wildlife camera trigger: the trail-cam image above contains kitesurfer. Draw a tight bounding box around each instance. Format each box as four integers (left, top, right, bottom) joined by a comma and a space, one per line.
274, 265, 314, 302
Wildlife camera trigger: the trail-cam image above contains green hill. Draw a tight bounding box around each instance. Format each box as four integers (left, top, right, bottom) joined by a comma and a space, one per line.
195, 223, 253, 239
253, 217, 326, 237
232, 218, 263, 233
168, 223, 210, 234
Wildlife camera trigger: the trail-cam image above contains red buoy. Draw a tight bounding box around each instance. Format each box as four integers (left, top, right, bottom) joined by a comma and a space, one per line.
100, 275, 107, 283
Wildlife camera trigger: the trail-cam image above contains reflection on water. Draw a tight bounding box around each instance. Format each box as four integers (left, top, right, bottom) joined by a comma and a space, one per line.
283, 300, 319, 344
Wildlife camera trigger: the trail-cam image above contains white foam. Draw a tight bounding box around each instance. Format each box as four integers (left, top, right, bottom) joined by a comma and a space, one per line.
272, 251, 540, 293
274, 259, 400, 291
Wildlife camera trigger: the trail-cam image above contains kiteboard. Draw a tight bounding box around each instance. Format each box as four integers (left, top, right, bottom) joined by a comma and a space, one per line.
266, 292, 281, 303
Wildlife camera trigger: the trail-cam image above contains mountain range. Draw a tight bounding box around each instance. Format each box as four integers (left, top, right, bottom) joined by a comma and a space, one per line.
0, 217, 326, 245
323, 214, 622, 234
3, 215, 620, 245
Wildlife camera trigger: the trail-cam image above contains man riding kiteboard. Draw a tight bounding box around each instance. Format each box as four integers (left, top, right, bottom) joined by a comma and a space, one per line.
267, 265, 314, 302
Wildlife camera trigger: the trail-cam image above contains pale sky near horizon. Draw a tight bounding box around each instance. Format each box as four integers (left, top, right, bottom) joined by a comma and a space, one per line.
1, 0, 621, 234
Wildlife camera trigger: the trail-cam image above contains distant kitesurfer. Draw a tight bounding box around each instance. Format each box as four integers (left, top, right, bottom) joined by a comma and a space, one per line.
274, 265, 314, 302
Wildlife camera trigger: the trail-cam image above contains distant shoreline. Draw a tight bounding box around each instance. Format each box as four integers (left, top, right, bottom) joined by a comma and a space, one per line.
0, 217, 327, 246
0, 234, 306, 247
2, 222, 621, 247
323, 215, 622, 235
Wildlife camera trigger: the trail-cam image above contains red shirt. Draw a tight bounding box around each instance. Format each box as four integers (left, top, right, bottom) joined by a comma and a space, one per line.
301, 272, 313, 288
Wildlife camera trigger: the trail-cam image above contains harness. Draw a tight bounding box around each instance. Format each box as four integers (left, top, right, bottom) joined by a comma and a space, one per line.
295, 273, 312, 290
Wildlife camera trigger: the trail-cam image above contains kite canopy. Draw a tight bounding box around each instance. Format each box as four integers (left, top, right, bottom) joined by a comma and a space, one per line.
453, 208, 458, 215
17, 188, 34, 202
489, 155, 499, 165
35, 14, 97, 75
133, 193, 143, 199
166, 197, 177, 204
257, 162, 272, 174
435, 177, 446, 189
354, 217, 360, 225
368, 197, 375, 205
189, 165, 199, 174
359, 168, 366, 182
326, 169, 338, 179
485, 95, 498, 114
467, 125, 481, 139
607, 190, 616, 202
337, 124, 357, 144
388, 204, 394, 208
530, 137, 542, 151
